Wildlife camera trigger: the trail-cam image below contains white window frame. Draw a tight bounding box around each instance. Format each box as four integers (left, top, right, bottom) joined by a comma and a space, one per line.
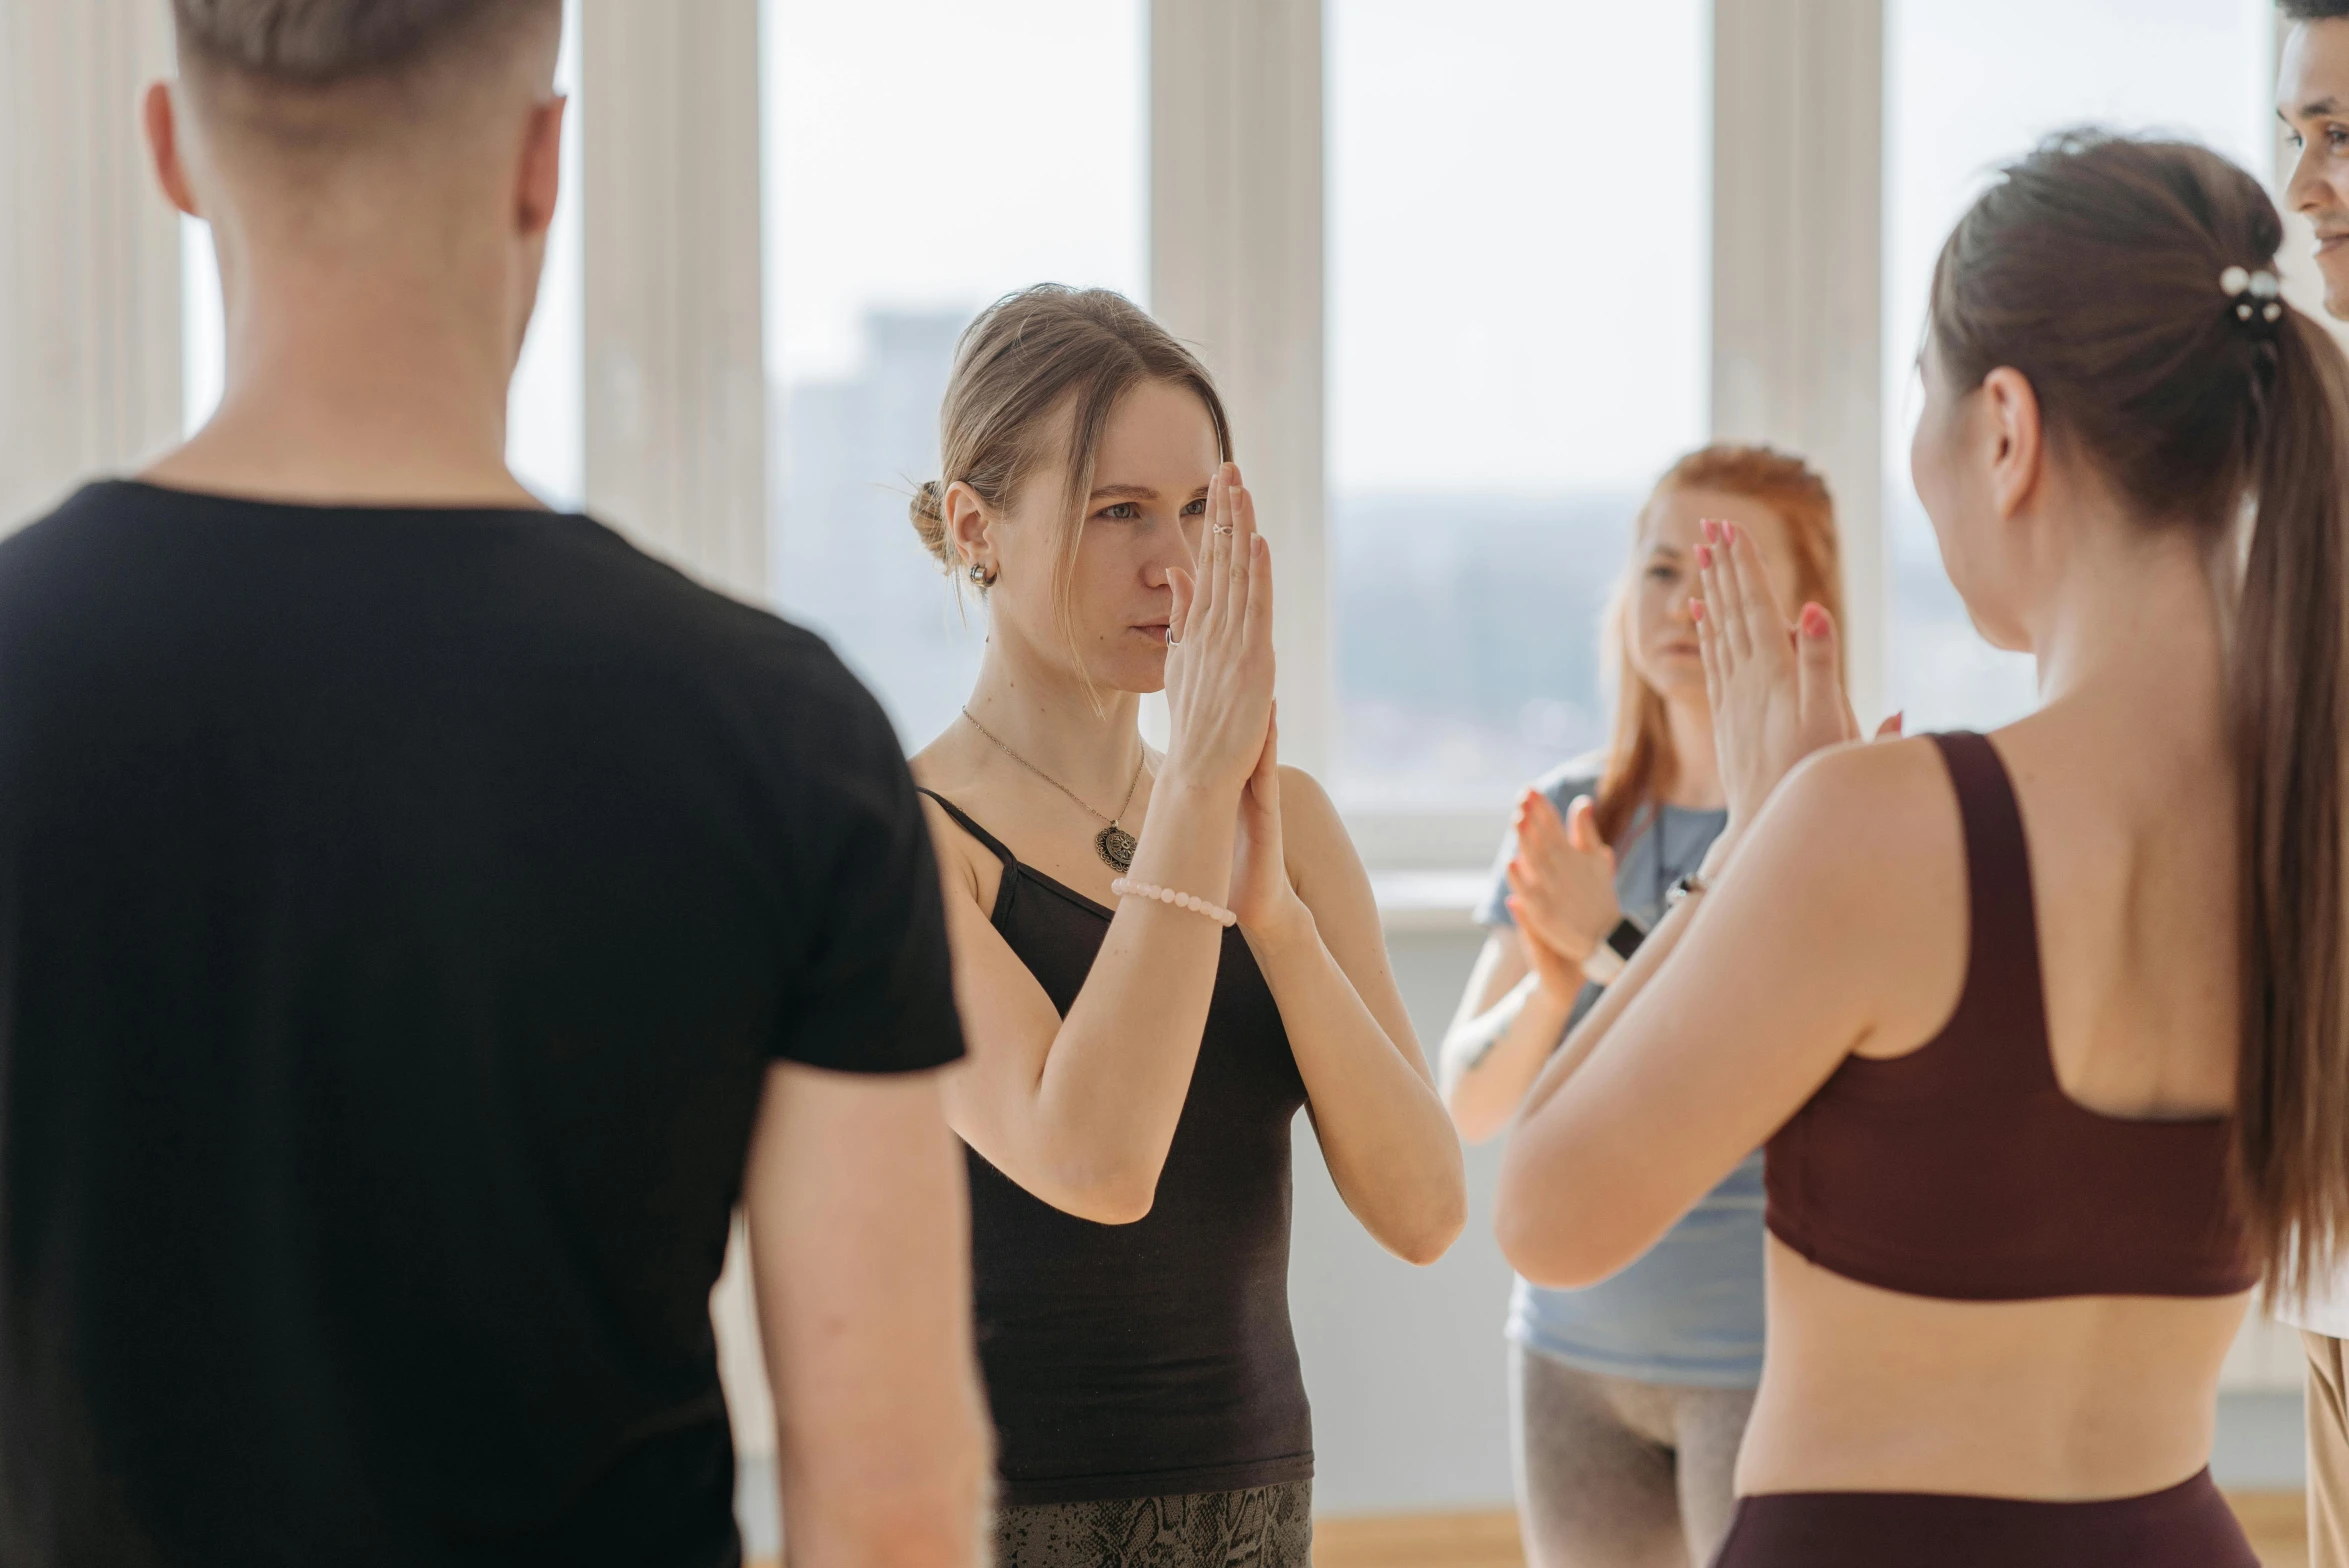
38, 6, 2344, 882
1227, 0, 1893, 885
5, 1, 1891, 878
1149, 0, 1332, 777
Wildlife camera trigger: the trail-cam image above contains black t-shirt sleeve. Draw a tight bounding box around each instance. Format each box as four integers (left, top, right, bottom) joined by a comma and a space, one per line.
768, 660, 965, 1075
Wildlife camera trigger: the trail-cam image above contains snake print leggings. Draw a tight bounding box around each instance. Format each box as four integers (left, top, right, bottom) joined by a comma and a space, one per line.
992, 1480, 1313, 1568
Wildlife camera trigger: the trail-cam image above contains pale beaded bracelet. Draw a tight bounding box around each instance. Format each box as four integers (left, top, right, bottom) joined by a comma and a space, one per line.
1109, 877, 1238, 929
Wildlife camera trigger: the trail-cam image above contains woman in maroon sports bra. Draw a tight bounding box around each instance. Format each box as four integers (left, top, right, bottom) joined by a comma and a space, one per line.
1495, 130, 2349, 1567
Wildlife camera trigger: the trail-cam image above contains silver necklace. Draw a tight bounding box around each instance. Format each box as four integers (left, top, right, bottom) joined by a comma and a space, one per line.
961, 708, 1147, 871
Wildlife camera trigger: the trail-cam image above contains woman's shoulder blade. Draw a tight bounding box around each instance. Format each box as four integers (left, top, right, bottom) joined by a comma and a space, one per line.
1746, 739, 1968, 915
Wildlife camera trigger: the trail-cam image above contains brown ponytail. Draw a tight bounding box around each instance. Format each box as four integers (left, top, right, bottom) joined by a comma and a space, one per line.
1930, 130, 2349, 1295
2233, 310, 2349, 1302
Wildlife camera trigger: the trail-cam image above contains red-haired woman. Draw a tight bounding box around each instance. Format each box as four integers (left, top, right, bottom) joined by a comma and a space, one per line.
1440, 445, 1851, 1568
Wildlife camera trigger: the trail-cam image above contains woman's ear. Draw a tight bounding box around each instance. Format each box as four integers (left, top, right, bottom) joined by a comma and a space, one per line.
943, 481, 993, 575
515, 94, 566, 241
1980, 366, 2044, 523
143, 81, 201, 219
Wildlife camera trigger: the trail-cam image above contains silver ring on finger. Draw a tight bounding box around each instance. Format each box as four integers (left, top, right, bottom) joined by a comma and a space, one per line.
1212, 524, 1235, 536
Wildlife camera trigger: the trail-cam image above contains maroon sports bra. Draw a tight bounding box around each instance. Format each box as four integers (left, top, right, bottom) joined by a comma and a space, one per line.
1764, 731, 2257, 1301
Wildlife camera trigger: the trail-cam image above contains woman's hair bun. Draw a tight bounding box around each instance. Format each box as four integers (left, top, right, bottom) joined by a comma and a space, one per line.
909, 479, 953, 569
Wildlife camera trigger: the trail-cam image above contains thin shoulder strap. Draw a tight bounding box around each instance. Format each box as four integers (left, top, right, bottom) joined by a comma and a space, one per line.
916, 788, 1017, 871
1926, 731, 2054, 1083
916, 787, 1022, 929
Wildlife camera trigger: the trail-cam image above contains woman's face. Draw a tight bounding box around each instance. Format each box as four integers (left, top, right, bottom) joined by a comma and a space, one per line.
986, 378, 1217, 693
1628, 485, 1804, 705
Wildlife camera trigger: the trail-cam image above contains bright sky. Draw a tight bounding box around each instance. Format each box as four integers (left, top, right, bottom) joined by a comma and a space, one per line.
1326, 0, 1710, 497
1883, 0, 2276, 477
761, 0, 1147, 389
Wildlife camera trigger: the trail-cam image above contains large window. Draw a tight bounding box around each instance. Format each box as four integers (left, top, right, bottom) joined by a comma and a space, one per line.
1881, 0, 2274, 732
1325, 0, 1710, 814
761, 0, 1146, 754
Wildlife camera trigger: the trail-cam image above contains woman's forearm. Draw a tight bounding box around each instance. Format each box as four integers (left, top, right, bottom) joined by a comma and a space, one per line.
1440, 974, 1577, 1143
1016, 774, 1242, 1217
1246, 906, 1466, 1264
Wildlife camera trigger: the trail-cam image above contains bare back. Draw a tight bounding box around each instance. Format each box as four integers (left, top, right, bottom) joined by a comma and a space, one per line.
1740, 708, 2250, 1500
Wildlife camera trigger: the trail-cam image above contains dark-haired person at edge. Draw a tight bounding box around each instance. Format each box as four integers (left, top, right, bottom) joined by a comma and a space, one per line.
1440, 445, 1861, 1568
1496, 130, 2349, 1566
2276, 8, 2349, 1566
0, 4, 989, 1565
906, 284, 1467, 1568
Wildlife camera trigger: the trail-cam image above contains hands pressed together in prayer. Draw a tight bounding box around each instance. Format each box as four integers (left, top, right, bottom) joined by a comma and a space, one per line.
1505, 517, 1902, 996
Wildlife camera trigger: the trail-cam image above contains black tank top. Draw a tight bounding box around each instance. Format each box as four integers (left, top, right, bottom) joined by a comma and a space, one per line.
920, 791, 1314, 1506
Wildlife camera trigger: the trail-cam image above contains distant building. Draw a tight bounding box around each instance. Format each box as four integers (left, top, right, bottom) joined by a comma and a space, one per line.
770, 307, 987, 750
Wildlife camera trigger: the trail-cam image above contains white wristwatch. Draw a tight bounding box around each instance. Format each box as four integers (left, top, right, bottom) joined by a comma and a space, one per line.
1579, 916, 1646, 986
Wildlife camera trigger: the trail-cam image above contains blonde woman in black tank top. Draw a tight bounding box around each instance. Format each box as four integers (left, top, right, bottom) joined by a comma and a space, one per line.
903, 286, 1466, 1567
1494, 134, 2349, 1565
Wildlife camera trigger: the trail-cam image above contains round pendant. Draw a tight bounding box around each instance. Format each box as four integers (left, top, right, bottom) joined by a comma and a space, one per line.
1095, 825, 1138, 872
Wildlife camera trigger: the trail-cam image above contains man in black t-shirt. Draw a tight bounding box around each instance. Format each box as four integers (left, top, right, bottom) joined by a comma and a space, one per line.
0, 3, 988, 1565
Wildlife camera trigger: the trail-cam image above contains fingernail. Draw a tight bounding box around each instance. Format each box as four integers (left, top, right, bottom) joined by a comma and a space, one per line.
1802, 603, 1829, 638
1690, 599, 1704, 622
1694, 544, 1712, 569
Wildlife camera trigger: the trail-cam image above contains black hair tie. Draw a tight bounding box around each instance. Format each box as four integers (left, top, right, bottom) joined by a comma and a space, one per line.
2222, 265, 2285, 334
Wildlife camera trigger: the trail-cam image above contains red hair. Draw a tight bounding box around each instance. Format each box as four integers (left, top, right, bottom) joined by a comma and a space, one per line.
1590, 445, 1845, 846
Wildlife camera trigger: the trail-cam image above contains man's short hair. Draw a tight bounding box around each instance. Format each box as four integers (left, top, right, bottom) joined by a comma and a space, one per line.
172, 0, 557, 86
2283, 1, 2349, 21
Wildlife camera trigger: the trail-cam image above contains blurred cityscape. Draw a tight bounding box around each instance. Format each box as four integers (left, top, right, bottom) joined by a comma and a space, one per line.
771, 307, 2036, 817
770, 309, 983, 757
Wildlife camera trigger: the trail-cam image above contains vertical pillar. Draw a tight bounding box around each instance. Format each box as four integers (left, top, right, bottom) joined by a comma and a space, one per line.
576, 0, 775, 1466
1710, 0, 1887, 723
579, 0, 768, 606
1150, 0, 1330, 774
0, 0, 182, 530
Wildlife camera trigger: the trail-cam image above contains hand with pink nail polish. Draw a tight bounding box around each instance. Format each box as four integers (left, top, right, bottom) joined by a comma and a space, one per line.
1690, 518, 1858, 833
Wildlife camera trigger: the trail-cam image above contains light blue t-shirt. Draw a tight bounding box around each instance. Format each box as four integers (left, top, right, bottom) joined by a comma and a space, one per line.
1475, 762, 1765, 1389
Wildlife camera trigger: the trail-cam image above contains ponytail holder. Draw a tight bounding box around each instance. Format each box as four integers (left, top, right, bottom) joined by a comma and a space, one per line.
2221, 266, 2285, 329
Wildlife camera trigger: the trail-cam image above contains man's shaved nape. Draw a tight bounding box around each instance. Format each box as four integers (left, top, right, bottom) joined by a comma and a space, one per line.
172, 0, 561, 153
173, 0, 559, 85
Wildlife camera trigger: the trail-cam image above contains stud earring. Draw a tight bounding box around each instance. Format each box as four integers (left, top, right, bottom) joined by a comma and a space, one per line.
968, 562, 996, 587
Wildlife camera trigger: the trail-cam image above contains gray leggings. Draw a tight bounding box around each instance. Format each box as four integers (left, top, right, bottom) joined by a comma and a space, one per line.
1510, 1344, 1758, 1568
